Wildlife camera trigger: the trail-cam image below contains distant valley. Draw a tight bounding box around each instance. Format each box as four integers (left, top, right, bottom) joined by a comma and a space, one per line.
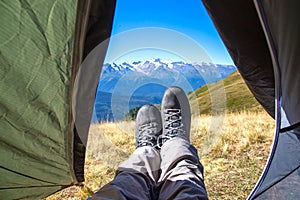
92, 59, 236, 122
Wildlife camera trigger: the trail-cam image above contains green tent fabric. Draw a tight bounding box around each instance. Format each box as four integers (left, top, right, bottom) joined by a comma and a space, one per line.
0, 0, 115, 199
0, 0, 77, 198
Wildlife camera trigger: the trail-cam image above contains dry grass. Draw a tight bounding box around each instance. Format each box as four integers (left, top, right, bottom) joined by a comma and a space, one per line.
198, 111, 274, 199
46, 111, 274, 200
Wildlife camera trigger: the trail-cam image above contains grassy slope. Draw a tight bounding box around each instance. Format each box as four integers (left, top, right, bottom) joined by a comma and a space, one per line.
192, 71, 263, 115
47, 112, 274, 200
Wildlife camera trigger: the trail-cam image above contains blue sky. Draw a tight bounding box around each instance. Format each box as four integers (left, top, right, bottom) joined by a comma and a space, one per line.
105, 0, 234, 65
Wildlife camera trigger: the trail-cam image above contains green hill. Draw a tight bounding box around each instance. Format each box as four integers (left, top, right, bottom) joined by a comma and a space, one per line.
190, 71, 263, 115
124, 71, 263, 119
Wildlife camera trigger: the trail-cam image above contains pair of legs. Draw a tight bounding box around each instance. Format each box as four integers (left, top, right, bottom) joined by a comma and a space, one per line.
92, 87, 208, 200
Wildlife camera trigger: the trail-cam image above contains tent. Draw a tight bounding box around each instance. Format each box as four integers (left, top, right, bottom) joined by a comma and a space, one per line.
0, 0, 115, 199
201, 0, 300, 198
0, 0, 299, 199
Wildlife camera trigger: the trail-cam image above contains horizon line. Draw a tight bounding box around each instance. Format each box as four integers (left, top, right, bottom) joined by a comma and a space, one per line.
103, 58, 236, 66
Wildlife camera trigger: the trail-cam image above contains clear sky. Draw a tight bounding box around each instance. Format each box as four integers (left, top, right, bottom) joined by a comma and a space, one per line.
105, 0, 234, 65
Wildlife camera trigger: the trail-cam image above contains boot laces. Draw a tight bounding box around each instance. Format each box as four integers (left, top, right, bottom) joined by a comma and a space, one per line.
137, 122, 159, 147
157, 109, 185, 148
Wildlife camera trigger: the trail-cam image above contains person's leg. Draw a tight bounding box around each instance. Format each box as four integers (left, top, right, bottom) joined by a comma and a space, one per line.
157, 87, 208, 200
158, 138, 208, 200
92, 105, 162, 200
93, 146, 160, 200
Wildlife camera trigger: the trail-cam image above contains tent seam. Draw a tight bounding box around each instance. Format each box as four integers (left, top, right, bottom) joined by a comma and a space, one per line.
248, 0, 282, 199
67, 0, 92, 185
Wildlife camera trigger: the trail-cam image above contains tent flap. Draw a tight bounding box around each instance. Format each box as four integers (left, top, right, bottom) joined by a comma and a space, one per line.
259, 0, 300, 128
201, 0, 275, 118
71, 0, 116, 181
253, 126, 300, 199
202, 0, 300, 199
0, 0, 78, 198
248, 0, 300, 198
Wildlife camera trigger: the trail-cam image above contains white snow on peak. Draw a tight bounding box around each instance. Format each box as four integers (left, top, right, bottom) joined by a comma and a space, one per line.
167, 62, 174, 69
103, 59, 235, 74
111, 63, 120, 71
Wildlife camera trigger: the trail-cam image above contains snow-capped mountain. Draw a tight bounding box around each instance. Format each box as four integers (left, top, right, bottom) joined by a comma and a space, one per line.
93, 59, 236, 122
99, 59, 236, 94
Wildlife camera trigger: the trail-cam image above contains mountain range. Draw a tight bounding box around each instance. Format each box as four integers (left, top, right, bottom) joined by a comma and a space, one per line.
92, 59, 236, 122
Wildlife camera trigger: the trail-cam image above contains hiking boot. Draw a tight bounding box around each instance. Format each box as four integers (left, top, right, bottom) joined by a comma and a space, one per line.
135, 104, 162, 149
160, 86, 191, 145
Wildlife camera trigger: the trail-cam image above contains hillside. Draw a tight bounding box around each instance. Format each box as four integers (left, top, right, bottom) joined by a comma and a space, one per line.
124, 71, 264, 119
192, 71, 263, 115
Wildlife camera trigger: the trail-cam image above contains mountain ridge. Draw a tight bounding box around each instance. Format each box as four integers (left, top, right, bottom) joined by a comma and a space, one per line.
99, 59, 236, 94
93, 59, 237, 122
